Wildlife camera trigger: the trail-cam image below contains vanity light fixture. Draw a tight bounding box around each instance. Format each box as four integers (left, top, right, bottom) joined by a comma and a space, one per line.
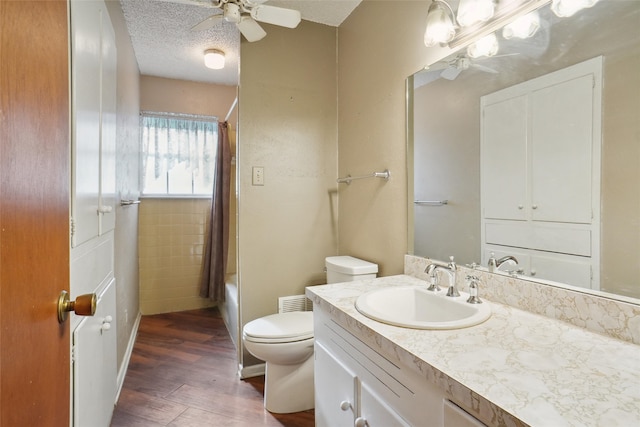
424, 0, 457, 47
456, 0, 495, 28
204, 49, 225, 69
467, 32, 499, 58
551, 0, 600, 17
502, 10, 540, 39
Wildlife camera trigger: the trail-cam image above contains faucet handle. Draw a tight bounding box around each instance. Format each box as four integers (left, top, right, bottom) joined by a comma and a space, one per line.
448, 256, 457, 270
466, 275, 482, 304
426, 274, 441, 292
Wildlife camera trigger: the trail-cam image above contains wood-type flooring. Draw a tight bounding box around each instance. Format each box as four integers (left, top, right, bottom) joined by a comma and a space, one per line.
110, 307, 315, 427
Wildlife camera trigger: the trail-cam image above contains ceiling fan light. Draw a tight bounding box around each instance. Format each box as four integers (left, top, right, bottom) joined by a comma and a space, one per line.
424, 1, 456, 47
457, 0, 495, 28
551, 0, 599, 18
467, 32, 499, 58
503, 11, 540, 40
204, 49, 225, 69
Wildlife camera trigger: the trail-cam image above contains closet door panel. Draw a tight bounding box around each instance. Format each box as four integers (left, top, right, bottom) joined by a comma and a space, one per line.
71, 0, 101, 247
531, 74, 593, 224
99, 6, 117, 234
481, 94, 528, 221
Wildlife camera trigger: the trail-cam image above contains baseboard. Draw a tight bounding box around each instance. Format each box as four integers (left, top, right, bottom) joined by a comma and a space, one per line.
239, 362, 265, 379
115, 311, 142, 403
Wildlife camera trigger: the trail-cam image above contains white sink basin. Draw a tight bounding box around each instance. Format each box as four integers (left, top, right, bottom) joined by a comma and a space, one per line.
355, 286, 491, 330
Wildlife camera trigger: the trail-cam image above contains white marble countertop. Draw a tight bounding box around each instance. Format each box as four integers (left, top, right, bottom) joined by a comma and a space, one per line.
307, 275, 640, 427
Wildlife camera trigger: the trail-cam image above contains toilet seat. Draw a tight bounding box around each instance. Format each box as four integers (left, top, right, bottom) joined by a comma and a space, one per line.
243, 311, 313, 344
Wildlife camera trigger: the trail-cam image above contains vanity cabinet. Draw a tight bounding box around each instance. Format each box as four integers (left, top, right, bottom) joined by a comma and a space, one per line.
481, 57, 602, 290
314, 307, 448, 427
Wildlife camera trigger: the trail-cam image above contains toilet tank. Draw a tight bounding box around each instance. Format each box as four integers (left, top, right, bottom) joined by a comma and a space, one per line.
325, 256, 378, 284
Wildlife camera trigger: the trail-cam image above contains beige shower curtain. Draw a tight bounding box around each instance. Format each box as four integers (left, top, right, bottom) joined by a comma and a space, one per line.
200, 121, 231, 302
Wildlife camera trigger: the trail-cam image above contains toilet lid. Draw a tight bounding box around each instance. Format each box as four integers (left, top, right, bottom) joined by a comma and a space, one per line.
244, 311, 314, 343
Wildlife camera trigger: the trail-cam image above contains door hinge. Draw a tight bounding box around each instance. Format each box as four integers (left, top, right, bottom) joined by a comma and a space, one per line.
70, 217, 76, 238
71, 344, 76, 364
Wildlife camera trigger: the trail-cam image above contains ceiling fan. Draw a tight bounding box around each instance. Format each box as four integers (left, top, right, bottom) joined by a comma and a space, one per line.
164, 0, 302, 42
427, 54, 499, 81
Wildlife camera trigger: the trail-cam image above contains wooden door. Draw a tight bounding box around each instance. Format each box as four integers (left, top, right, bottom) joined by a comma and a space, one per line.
0, 1, 70, 426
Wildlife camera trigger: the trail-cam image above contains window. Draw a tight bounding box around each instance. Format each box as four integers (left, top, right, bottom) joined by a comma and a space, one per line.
140, 112, 218, 196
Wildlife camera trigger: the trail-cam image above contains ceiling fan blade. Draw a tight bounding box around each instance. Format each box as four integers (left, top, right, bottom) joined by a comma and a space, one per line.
237, 16, 267, 42
250, 4, 301, 28
151, 0, 219, 8
440, 67, 463, 80
472, 64, 499, 73
191, 14, 223, 31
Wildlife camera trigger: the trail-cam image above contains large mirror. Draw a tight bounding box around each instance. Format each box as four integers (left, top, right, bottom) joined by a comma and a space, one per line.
409, 0, 640, 301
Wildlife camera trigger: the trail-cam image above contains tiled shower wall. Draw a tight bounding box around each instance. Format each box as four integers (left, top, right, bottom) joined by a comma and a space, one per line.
138, 198, 215, 314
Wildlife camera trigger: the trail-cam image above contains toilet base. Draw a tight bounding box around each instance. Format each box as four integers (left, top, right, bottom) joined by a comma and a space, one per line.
263, 352, 314, 413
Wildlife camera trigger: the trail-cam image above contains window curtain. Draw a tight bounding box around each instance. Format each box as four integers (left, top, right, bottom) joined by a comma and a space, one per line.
140, 113, 217, 193
200, 121, 231, 302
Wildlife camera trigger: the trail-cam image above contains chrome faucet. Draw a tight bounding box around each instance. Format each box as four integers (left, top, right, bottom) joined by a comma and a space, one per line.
487, 252, 519, 273
424, 256, 459, 297
424, 263, 442, 292
466, 275, 482, 304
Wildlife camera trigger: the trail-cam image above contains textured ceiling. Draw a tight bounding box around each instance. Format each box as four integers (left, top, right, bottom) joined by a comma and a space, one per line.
120, 0, 362, 86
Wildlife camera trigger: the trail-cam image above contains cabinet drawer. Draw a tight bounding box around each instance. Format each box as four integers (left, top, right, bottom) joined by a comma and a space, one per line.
314, 309, 444, 426
485, 221, 591, 256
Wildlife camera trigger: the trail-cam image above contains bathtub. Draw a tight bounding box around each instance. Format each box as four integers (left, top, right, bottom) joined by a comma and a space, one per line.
220, 274, 238, 348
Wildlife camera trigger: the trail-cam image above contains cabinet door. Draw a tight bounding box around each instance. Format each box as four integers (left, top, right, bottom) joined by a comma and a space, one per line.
73, 279, 117, 427
531, 74, 594, 224
481, 94, 528, 220
99, 7, 117, 234
315, 342, 357, 427
443, 400, 486, 427
359, 382, 411, 427
530, 253, 592, 289
71, 0, 101, 247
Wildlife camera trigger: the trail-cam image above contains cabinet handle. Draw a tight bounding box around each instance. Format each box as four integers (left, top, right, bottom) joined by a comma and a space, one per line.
340, 400, 351, 411
98, 205, 113, 214
102, 315, 113, 333
354, 417, 368, 427
532, 204, 538, 209
517, 204, 524, 210
530, 269, 537, 276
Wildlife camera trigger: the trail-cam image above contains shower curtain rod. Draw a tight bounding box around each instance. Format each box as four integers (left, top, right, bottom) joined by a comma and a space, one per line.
225, 97, 238, 122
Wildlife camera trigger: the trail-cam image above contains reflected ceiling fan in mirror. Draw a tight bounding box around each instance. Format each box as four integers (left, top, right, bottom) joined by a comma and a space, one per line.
426, 54, 499, 81
161, 0, 302, 42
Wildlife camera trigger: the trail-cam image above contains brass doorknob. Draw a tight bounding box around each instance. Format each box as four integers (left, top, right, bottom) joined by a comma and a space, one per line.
57, 290, 96, 323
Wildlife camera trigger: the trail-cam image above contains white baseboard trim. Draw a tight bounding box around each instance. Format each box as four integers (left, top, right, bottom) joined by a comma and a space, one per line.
115, 311, 142, 403
239, 363, 265, 379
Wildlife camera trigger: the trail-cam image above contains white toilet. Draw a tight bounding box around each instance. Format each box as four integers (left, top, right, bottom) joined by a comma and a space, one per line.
242, 256, 378, 414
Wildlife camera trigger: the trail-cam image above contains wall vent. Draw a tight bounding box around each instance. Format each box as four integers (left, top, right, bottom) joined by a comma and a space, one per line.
278, 295, 313, 314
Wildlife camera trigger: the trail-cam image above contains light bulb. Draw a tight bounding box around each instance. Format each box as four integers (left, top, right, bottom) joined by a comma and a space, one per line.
467, 32, 499, 58
551, 0, 599, 18
503, 11, 540, 40
457, 0, 495, 28
424, 2, 456, 47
